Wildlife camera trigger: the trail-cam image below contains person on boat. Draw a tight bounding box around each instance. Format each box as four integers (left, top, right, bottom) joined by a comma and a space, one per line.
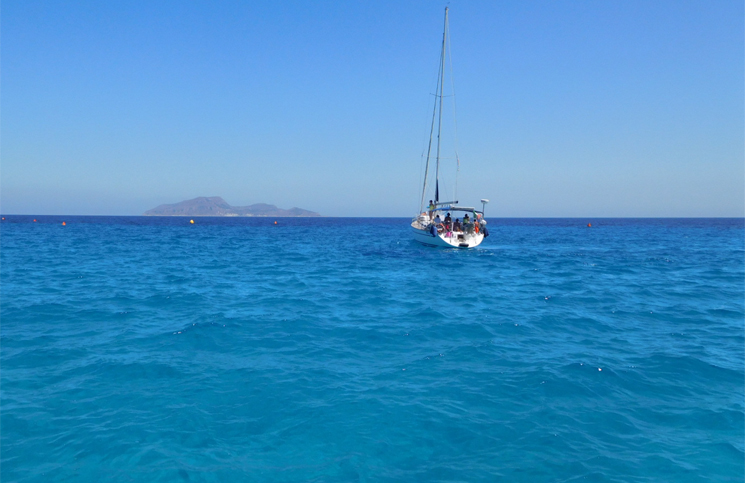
453, 218, 462, 232
428, 200, 436, 220
461, 215, 471, 234
444, 213, 452, 230
477, 216, 488, 236
433, 214, 444, 234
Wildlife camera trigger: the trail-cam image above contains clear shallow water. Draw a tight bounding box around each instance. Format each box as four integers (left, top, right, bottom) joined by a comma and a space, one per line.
2, 216, 743, 482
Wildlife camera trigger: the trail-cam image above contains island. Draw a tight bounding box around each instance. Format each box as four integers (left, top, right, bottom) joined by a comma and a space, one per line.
144, 197, 320, 217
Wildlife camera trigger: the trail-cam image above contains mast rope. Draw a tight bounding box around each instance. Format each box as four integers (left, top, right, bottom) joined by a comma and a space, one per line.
419, 23, 446, 212
433, 7, 448, 205
447, 22, 461, 204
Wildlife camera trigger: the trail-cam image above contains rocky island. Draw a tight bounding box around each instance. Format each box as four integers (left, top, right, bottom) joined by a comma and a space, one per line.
144, 197, 320, 217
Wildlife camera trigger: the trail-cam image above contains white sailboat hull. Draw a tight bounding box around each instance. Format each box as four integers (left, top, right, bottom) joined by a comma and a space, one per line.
410, 222, 484, 248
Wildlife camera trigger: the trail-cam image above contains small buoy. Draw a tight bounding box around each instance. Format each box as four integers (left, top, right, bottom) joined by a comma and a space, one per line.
62, 221, 66, 226
274, 221, 278, 225
598, 368, 602, 371
190, 219, 194, 224
587, 223, 592, 227
33, 219, 37, 222
1, 217, 4, 220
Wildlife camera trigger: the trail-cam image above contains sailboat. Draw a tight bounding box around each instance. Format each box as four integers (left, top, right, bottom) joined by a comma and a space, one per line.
411, 7, 489, 248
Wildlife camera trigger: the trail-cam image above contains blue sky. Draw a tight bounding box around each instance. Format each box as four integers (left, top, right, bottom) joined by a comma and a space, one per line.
2, 0, 743, 216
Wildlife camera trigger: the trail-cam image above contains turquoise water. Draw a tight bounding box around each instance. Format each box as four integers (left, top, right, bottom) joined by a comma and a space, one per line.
2, 216, 743, 482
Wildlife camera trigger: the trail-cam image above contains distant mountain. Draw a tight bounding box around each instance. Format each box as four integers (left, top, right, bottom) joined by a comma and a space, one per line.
144, 197, 320, 217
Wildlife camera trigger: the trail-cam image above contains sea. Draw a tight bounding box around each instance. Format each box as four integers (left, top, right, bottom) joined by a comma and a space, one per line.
1, 216, 743, 482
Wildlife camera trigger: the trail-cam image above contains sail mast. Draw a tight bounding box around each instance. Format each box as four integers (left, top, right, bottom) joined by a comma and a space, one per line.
435, 7, 448, 204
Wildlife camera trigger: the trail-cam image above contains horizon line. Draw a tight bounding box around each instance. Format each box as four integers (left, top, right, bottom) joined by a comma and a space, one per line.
1, 214, 744, 219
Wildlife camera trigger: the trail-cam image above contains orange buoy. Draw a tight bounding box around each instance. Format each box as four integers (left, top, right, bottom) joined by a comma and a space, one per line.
62, 221, 66, 226
33, 219, 37, 222
587, 223, 592, 227
1, 217, 4, 220
274, 221, 278, 225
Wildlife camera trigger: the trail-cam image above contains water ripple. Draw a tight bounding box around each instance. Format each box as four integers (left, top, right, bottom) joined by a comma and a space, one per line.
1, 217, 743, 482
